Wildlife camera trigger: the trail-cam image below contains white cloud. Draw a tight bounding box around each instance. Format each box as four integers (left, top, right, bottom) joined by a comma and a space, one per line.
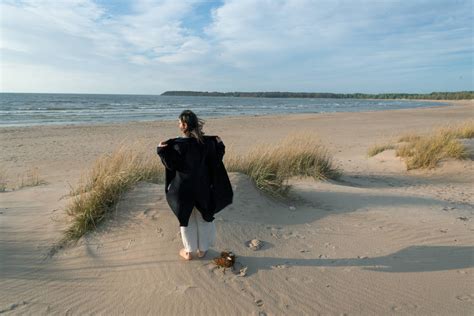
0, 0, 472, 93
1, 0, 205, 64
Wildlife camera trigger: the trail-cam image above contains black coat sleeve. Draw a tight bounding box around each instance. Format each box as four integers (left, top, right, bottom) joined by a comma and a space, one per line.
208, 137, 233, 213
157, 139, 183, 171
216, 139, 225, 161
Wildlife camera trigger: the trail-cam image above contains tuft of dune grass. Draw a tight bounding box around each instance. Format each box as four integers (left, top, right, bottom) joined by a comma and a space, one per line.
17, 167, 46, 189
367, 144, 395, 157
225, 133, 341, 198
367, 121, 473, 170
396, 127, 469, 170
63, 142, 165, 243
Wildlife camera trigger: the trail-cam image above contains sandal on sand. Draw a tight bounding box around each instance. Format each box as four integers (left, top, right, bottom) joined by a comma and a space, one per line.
179, 248, 192, 260
197, 250, 207, 258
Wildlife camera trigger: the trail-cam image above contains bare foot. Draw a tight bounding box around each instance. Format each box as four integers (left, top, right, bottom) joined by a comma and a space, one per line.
179, 248, 192, 260
197, 250, 207, 258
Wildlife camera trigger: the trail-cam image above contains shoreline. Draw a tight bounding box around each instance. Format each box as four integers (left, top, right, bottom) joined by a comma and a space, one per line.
0, 99, 469, 132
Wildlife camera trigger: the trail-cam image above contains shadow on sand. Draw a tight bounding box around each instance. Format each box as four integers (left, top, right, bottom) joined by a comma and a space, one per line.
208, 245, 474, 276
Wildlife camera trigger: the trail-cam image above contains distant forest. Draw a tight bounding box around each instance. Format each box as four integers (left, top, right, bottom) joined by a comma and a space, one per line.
161, 91, 473, 100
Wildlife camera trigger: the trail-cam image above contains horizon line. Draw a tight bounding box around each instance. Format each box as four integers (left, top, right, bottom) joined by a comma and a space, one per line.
1, 90, 473, 96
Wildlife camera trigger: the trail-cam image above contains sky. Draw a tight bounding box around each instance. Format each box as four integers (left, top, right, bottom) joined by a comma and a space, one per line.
0, 0, 472, 94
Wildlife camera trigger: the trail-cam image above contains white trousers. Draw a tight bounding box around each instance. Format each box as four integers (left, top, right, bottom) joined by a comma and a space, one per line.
180, 207, 216, 252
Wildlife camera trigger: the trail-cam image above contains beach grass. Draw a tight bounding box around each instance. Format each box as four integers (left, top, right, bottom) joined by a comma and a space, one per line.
367, 121, 473, 170
17, 167, 46, 189
367, 143, 396, 157
63, 142, 165, 242
225, 132, 341, 198
395, 122, 473, 170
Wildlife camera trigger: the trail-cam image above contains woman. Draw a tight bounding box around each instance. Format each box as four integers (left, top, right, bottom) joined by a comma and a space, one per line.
157, 110, 233, 260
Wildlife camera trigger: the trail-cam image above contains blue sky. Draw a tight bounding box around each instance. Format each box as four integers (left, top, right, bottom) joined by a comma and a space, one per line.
1, 0, 472, 94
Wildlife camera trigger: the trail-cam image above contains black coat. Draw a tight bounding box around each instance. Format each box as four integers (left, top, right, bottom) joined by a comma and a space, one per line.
157, 135, 233, 226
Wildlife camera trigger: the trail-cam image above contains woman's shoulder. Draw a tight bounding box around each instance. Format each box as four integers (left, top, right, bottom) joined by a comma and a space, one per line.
162, 137, 190, 154
172, 136, 197, 145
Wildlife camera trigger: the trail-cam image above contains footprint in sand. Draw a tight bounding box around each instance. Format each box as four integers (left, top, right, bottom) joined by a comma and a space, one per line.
174, 285, 197, 294
271, 232, 282, 239
122, 239, 134, 251
142, 208, 157, 219
456, 294, 474, 304
0, 301, 28, 314
255, 299, 264, 307
391, 303, 418, 312
282, 231, 305, 239
156, 227, 164, 237
286, 276, 313, 283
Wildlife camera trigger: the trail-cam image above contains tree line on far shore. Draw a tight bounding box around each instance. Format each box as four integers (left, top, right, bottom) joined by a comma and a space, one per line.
161, 91, 473, 100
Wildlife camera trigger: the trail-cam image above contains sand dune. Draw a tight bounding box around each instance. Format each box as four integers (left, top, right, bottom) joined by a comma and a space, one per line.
1, 101, 473, 315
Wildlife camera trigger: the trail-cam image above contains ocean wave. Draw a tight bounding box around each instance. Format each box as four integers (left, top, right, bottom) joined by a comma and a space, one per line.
0, 95, 448, 127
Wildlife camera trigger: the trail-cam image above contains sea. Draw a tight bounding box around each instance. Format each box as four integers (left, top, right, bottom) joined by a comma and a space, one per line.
0, 93, 448, 127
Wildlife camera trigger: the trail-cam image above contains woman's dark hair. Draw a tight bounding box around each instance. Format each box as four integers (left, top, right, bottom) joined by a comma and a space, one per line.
179, 110, 205, 144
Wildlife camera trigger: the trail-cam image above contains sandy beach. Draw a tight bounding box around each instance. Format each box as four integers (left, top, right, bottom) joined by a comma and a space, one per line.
1, 101, 473, 315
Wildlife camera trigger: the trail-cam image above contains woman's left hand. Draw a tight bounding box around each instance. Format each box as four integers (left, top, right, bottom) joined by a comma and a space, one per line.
158, 141, 168, 147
